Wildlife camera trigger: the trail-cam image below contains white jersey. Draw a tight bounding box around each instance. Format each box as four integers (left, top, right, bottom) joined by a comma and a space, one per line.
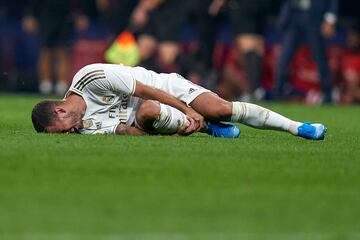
67, 63, 209, 135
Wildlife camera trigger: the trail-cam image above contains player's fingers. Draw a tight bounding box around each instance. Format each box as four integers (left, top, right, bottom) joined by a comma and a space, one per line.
193, 119, 200, 131
194, 116, 205, 131
178, 118, 190, 134
186, 117, 197, 134
198, 117, 205, 130
183, 117, 198, 135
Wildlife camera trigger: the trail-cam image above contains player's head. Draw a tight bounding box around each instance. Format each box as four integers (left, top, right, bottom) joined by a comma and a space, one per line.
31, 100, 83, 134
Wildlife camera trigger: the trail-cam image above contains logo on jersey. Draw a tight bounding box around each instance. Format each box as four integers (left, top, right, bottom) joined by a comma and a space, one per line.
108, 94, 129, 124
119, 94, 129, 124
95, 122, 102, 129
188, 88, 196, 94
82, 119, 93, 129
102, 96, 115, 104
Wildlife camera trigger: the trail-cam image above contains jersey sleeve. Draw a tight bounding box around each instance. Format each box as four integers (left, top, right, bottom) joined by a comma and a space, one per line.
102, 64, 136, 95
69, 64, 136, 96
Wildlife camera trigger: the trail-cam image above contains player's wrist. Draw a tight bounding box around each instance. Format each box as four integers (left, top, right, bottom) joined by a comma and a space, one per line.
183, 107, 195, 116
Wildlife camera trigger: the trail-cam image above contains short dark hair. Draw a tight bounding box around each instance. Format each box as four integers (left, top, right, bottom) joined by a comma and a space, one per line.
31, 100, 61, 133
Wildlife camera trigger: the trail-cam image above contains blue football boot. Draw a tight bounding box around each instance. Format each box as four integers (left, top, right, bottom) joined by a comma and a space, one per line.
206, 121, 240, 138
298, 122, 327, 140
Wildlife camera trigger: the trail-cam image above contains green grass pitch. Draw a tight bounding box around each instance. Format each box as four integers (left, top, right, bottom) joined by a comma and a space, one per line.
0, 94, 359, 240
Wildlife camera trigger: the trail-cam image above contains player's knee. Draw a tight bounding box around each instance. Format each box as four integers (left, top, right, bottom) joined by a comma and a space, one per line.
207, 102, 233, 120
136, 100, 161, 122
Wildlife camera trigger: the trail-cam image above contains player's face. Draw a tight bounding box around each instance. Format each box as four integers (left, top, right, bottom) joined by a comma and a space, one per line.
46, 111, 83, 134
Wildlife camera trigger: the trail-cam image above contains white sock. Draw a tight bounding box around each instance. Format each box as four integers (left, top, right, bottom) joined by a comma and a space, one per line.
39, 80, 52, 95
231, 102, 301, 135
55, 81, 68, 96
152, 104, 189, 134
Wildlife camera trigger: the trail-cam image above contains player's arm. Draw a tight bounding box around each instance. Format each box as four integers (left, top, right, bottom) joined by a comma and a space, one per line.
115, 121, 197, 136
133, 80, 205, 131
115, 124, 148, 136
115, 118, 198, 136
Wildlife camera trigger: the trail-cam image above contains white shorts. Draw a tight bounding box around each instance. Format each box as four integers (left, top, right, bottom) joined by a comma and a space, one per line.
152, 73, 210, 105
127, 73, 210, 126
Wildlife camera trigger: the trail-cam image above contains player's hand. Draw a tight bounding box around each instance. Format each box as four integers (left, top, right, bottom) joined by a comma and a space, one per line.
177, 116, 197, 136
116, 124, 147, 136
184, 108, 205, 131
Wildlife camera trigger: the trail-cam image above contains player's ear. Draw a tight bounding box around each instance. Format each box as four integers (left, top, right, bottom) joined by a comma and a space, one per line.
53, 106, 67, 115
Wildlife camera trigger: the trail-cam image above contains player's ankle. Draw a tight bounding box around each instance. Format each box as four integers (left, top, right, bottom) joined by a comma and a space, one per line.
289, 121, 302, 135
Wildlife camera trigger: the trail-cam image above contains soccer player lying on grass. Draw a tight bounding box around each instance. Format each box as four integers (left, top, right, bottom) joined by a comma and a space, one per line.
31, 63, 327, 140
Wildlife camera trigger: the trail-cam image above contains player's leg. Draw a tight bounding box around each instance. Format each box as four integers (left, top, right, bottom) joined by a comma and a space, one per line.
190, 92, 300, 133
38, 22, 55, 95
135, 100, 240, 138
55, 47, 70, 96
307, 26, 332, 103
272, 26, 302, 99
158, 73, 325, 139
135, 100, 189, 134
189, 92, 326, 140
38, 47, 53, 94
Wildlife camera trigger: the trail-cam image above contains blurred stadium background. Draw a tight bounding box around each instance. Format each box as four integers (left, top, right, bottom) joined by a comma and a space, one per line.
0, 0, 359, 104
1, 1, 360, 239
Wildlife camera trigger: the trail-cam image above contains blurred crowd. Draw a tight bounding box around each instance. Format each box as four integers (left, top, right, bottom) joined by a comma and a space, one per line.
0, 0, 359, 104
